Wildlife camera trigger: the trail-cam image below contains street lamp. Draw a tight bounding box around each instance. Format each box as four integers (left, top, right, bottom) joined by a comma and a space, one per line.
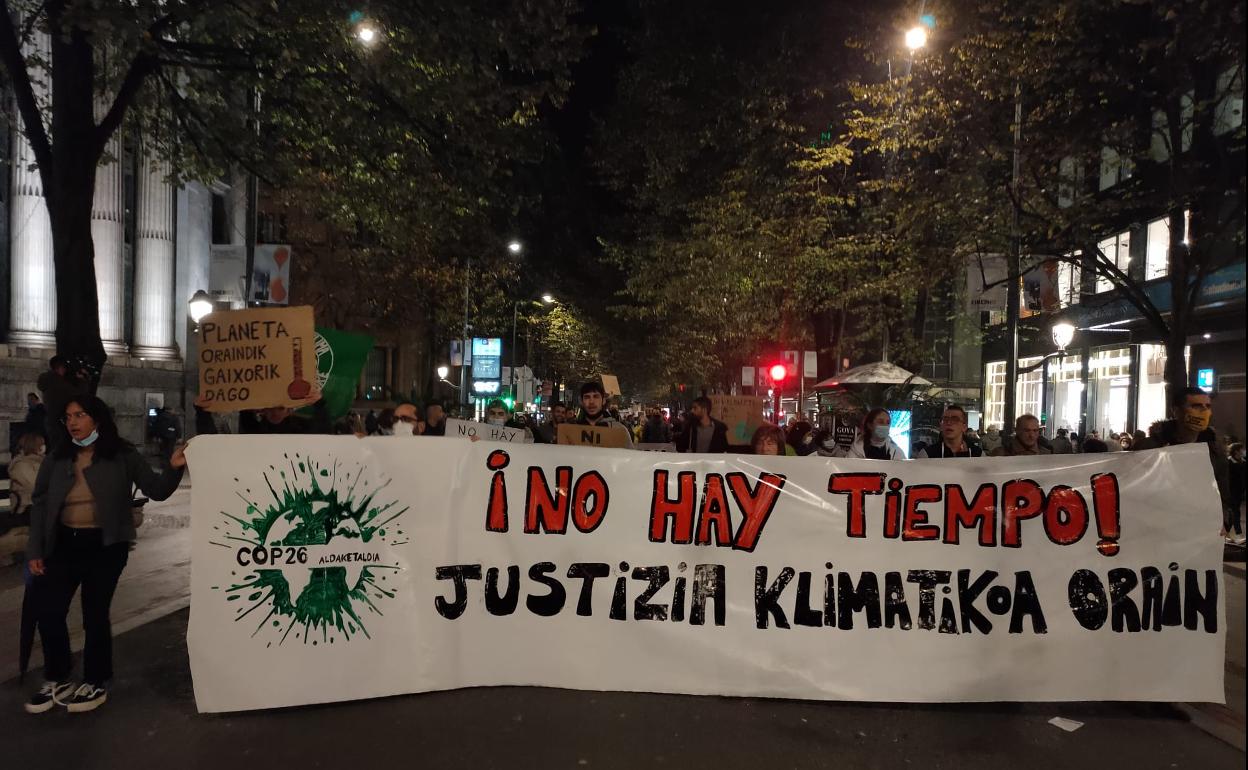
508, 240, 523, 255
1051, 321, 1076, 352
355, 23, 379, 45
541, 293, 555, 304
904, 26, 928, 51
437, 365, 449, 380
189, 290, 214, 325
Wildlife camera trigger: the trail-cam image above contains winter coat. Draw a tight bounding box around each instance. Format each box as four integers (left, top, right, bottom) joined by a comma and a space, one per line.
28, 446, 183, 560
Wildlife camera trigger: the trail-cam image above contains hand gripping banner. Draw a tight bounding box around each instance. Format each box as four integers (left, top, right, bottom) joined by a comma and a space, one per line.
186, 438, 1225, 713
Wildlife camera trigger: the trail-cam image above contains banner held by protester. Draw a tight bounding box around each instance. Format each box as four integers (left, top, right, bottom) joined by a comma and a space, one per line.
186, 439, 1225, 713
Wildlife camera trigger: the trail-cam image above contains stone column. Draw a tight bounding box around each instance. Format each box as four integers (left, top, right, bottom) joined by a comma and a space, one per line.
7, 33, 56, 347
93, 125, 126, 354
131, 154, 177, 359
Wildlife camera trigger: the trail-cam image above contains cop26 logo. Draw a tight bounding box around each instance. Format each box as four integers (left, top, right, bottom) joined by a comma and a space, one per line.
210, 453, 408, 646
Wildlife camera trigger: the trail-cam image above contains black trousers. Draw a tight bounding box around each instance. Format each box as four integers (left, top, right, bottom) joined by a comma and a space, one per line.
34, 526, 129, 685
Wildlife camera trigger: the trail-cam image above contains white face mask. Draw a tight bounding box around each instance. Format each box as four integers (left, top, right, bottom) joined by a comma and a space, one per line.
487, 416, 507, 427
871, 424, 891, 442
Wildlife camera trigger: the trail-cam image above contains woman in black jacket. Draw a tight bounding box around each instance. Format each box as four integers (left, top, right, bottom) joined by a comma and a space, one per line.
24, 395, 185, 714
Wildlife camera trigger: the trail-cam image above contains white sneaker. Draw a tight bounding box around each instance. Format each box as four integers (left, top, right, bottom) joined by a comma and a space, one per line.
63, 682, 108, 713
24, 680, 75, 714
1233, 536, 1246, 546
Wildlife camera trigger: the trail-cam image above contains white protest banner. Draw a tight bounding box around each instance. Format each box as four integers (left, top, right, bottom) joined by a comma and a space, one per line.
445, 417, 526, 443
187, 440, 1224, 713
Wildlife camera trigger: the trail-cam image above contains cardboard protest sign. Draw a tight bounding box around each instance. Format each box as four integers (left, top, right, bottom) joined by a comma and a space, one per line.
710, 395, 767, 445
557, 423, 630, 448
197, 306, 320, 413
601, 374, 621, 397
446, 418, 526, 443
635, 443, 677, 452
188, 441, 1224, 713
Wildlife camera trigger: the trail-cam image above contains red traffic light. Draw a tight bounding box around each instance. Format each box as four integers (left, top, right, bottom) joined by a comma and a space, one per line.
768, 364, 787, 382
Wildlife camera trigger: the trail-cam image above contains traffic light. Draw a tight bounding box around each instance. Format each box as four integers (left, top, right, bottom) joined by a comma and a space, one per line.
768, 363, 786, 426
502, 395, 515, 410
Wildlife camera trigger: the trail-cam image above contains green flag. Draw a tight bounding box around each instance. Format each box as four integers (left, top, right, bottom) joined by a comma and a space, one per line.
312, 327, 373, 419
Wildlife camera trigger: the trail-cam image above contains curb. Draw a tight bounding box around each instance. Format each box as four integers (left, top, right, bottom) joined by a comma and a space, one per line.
1178, 702, 1246, 752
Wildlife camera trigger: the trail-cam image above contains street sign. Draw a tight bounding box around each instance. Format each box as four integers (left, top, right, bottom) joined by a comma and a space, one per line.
803, 351, 818, 379
783, 350, 799, 379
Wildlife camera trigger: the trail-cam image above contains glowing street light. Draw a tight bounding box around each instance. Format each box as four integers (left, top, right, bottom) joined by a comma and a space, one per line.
904, 26, 928, 51
507, 240, 523, 254
1051, 321, 1076, 352
356, 23, 379, 45
541, 293, 555, 304
437, 365, 450, 380
188, 290, 214, 324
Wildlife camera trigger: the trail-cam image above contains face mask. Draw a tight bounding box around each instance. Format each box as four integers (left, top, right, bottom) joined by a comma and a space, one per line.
487, 417, 507, 427
73, 430, 99, 448
1183, 408, 1211, 433
871, 424, 891, 442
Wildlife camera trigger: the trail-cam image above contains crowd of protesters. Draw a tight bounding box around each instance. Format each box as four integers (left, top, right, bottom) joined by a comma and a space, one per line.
8, 357, 1244, 716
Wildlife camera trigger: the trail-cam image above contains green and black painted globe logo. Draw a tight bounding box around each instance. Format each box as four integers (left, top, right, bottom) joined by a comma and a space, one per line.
210, 453, 409, 646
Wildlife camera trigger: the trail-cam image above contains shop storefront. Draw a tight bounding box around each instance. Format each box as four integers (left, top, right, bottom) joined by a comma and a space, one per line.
983, 343, 1195, 439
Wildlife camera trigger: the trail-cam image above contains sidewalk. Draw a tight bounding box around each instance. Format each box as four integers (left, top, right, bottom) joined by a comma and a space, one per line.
1180, 558, 1246, 751
0, 482, 192, 679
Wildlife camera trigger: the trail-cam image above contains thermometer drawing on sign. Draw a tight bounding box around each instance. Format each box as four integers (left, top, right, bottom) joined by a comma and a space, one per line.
287, 337, 312, 400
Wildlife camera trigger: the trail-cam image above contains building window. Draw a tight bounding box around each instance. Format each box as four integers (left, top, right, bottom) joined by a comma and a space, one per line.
1099, 146, 1134, 191
1016, 357, 1044, 422
1145, 217, 1169, 281
1215, 66, 1244, 136
362, 346, 391, 400
1056, 253, 1081, 308
984, 361, 1006, 431
1088, 347, 1132, 437
1136, 344, 1189, 434
211, 193, 230, 245
1095, 231, 1131, 293
1046, 354, 1083, 437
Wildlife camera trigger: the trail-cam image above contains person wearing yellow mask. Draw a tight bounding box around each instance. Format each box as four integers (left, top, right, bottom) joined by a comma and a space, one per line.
1137, 386, 1233, 540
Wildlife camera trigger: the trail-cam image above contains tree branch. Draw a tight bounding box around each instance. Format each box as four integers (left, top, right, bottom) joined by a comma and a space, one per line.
0, 0, 53, 177
93, 51, 157, 156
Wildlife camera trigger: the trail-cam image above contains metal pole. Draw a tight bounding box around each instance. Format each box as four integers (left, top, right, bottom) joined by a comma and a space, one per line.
460, 260, 471, 415
242, 88, 260, 305
511, 302, 518, 402
1004, 82, 1023, 434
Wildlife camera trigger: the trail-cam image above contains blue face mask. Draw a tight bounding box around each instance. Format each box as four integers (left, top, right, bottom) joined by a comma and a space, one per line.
72, 430, 99, 448
871, 424, 891, 442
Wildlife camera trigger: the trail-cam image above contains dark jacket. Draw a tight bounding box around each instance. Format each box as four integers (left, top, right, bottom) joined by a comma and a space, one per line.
677, 418, 730, 454
36, 371, 87, 429
642, 417, 672, 444
28, 447, 184, 560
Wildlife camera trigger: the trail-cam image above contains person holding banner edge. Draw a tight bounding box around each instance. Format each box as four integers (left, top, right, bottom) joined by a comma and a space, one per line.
24, 396, 186, 714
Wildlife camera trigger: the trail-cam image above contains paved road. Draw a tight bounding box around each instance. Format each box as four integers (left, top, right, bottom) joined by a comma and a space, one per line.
2, 607, 1243, 770
1, 486, 1242, 769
